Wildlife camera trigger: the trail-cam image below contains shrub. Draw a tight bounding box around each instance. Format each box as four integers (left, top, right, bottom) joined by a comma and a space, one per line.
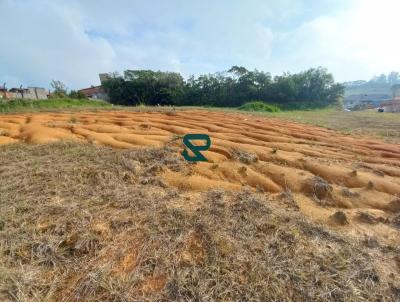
238, 101, 281, 112
69, 90, 88, 99
49, 92, 66, 98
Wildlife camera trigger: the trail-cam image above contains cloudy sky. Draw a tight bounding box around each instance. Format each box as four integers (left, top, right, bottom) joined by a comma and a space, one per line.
1, 0, 400, 89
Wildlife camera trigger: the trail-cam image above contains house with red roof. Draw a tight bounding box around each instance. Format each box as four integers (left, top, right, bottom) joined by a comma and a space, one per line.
78, 74, 110, 101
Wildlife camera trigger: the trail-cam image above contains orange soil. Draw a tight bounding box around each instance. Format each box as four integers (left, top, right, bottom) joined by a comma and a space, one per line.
1, 110, 399, 241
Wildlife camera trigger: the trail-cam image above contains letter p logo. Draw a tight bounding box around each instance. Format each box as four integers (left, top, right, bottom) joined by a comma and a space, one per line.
181, 134, 211, 162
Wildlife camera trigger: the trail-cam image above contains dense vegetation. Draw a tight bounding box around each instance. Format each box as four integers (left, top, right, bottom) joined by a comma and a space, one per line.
50, 80, 88, 99
102, 66, 344, 110
0, 98, 111, 112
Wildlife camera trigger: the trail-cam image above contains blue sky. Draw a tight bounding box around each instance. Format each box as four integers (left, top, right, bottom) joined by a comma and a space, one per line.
1, 0, 399, 89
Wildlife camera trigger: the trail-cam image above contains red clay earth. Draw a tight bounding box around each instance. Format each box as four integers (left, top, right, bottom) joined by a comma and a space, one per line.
0, 109, 399, 244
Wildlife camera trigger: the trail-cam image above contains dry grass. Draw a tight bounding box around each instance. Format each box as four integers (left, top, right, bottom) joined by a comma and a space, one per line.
258, 110, 400, 143
0, 142, 399, 301
231, 149, 259, 165
194, 107, 400, 143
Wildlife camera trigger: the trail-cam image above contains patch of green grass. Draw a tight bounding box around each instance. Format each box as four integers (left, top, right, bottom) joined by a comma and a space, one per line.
0, 98, 112, 113
136, 102, 147, 108
238, 101, 281, 112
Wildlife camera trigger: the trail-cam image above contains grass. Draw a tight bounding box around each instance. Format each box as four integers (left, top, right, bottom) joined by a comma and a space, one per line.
260, 109, 400, 143
0, 141, 399, 301
0, 98, 112, 113
192, 106, 400, 143
238, 101, 281, 112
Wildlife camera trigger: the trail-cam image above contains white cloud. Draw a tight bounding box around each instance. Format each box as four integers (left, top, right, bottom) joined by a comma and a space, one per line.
1, 0, 400, 88
274, 0, 400, 81
0, 0, 116, 89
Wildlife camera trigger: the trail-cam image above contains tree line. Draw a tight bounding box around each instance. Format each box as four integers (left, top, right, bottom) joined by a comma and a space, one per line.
101, 66, 344, 109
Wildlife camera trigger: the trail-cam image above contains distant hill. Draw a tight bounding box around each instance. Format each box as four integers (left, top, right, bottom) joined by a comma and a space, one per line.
344, 83, 391, 97
343, 72, 400, 109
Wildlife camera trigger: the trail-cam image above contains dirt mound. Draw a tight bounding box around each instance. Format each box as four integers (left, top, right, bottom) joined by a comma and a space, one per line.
0, 142, 399, 301
1, 110, 400, 232
1, 110, 400, 299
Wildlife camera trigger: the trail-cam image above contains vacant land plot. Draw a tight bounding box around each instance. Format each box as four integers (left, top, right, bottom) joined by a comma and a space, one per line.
0, 109, 399, 300
257, 110, 400, 143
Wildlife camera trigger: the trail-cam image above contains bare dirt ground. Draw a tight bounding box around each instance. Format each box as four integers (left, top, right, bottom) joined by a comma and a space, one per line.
0, 109, 399, 300
0, 110, 399, 231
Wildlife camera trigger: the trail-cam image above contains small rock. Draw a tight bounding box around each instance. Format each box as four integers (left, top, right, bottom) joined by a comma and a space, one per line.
238, 166, 247, 177
386, 199, 400, 213
331, 211, 349, 225
305, 176, 333, 201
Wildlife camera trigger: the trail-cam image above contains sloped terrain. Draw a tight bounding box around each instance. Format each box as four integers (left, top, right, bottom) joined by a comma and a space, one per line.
0, 110, 399, 300
0, 142, 399, 301
0, 110, 400, 235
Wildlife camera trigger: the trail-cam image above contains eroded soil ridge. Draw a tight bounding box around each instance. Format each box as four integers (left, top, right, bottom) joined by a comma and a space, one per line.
1, 110, 399, 239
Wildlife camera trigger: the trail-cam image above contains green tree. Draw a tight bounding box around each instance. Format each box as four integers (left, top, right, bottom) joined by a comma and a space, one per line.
102, 66, 343, 109
50, 80, 67, 97
103, 70, 185, 105
69, 90, 87, 99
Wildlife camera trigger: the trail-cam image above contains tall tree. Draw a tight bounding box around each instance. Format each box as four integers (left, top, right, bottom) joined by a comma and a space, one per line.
50, 80, 67, 97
